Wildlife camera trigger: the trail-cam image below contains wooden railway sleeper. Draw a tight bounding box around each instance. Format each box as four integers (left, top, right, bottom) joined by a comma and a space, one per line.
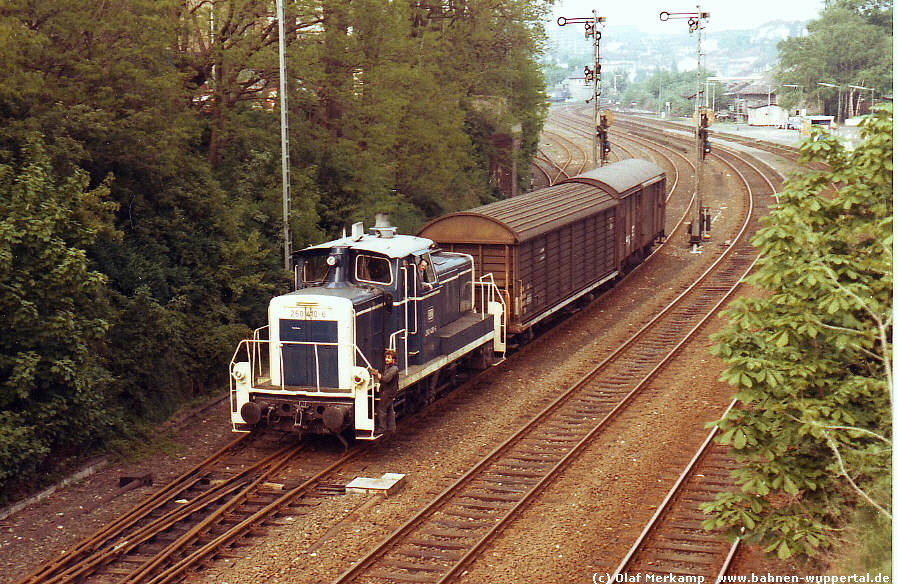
442, 507, 496, 520
431, 518, 481, 530
370, 569, 436, 583
456, 497, 515, 511
412, 534, 470, 546
472, 483, 528, 496
381, 558, 447, 572
402, 547, 460, 562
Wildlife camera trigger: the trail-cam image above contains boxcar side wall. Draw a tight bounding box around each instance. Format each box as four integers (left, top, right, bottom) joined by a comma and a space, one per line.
636, 178, 666, 252
514, 209, 616, 332
419, 160, 666, 337
652, 179, 667, 242
617, 189, 635, 270
617, 178, 666, 270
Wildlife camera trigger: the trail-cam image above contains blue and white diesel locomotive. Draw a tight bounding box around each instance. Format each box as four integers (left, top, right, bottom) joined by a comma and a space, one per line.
229, 159, 667, 442
229, 217, 507, 441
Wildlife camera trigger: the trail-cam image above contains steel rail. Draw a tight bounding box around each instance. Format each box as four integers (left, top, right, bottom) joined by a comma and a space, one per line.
602, 119, 783, 581
26, 440, 301, 584
531, 153, 555, 187
132, 446, 368, 584
116, 443, 308, 584
444, 126, 783, 583
331, 118, 771, 584
610, 399, 738, 579
537, 131, 573, 183
16, 434, 251, 584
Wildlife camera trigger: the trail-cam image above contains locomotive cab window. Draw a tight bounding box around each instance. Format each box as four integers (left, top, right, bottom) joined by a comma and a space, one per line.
300, 254, 330, 286
356, 254, 393, 286
418, 252, 437, 285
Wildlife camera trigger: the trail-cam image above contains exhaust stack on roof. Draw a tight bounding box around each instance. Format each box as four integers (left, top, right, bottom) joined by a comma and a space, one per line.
370, 213, 396, 239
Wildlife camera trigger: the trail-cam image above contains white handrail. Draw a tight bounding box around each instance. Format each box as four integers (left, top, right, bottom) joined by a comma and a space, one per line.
474, 272, 508, 353
441, 251, 477, 313
230, 338, 374, 392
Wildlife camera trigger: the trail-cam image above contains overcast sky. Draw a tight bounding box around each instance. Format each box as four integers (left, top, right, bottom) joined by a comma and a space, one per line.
550, 0, 825, 34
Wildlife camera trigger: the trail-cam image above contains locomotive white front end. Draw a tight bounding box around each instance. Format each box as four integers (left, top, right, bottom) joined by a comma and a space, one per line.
229, 293, 377, 439
269, 294, 354, 389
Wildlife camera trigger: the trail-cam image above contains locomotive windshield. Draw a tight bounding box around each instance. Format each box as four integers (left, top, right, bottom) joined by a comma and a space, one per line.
300, 254, 330, 286
355, 254, 393, 286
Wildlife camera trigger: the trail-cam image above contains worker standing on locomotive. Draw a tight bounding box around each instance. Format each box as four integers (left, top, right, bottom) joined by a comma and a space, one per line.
371, 349, 399, 434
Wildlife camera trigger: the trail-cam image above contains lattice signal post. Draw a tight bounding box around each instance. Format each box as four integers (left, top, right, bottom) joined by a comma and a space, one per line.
558, 11, 607, 167
661, 7, 711, 248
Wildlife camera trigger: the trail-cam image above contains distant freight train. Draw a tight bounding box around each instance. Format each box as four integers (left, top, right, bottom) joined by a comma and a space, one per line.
228, 158, 666, 442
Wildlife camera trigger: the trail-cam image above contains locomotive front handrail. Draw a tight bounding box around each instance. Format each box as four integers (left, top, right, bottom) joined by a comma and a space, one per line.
388, 329, 409, 374
230, 338, 374, 393
251, 326, 269, 379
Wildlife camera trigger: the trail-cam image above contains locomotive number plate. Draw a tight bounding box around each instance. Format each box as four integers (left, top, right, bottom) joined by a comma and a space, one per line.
289, 307, 331, 319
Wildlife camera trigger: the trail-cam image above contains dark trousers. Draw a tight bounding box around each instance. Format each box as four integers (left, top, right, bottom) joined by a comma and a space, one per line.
376, 397, 396, 433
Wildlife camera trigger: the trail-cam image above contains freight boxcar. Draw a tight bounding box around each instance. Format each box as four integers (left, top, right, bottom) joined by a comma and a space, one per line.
417, 158, 666, 335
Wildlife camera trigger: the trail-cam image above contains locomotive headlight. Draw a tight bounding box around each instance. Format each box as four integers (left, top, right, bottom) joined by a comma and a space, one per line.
231, 362, 249, 382
351, 366, 371, 389
326, 255, 339, 266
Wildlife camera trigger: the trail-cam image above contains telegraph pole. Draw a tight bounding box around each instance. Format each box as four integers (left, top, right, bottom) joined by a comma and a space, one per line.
276, 0, 292, 270
558, 11, 609, 167
661, 6, 710, 250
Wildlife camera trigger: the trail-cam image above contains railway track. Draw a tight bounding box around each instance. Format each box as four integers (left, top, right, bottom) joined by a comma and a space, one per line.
533, 128, 591, 186
11, 106, 794, 584
613, 112, 827, 172
610, 401, 742, 581
545, 106, 788, 581
330, 116, 779, 584
16, 434, 365, 584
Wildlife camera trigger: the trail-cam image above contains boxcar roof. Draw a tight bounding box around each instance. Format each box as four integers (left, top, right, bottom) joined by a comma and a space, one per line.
418, 158, 665, 245
418, 181, 616, 244
559, 158, 665, 197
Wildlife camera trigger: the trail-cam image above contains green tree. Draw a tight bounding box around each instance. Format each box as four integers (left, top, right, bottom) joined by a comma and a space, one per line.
701, 105, 892, 561
826, 0, 893, 28
0, 0, 280, 421
0, 136, 119, 494
428, 0, 550, 201
291, 0, 550, 234
174, 0, 324, 167
776, 2, 892, 118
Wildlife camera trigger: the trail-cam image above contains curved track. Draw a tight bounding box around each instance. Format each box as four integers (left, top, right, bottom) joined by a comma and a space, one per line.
611, 401, 742, 581
15, 106, 794, 584
533, 128, 591, 187
330, 111, 782, 584
549, 106, 789, 581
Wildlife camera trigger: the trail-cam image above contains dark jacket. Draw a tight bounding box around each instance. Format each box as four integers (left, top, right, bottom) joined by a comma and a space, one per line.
379, 364, 399, 400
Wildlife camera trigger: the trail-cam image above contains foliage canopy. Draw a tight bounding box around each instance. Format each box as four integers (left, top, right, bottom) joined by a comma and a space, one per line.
701, 105, 892, 562
776, 0, 892, 117
0, 0, 550, 498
